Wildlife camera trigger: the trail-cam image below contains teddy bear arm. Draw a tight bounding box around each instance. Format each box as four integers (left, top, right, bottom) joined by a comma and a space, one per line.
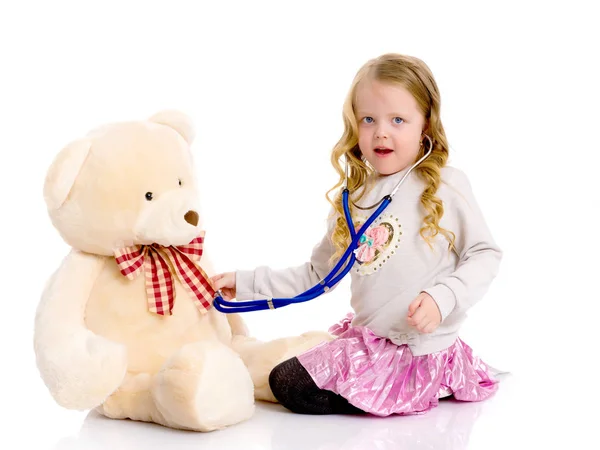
34, 249, 128, 410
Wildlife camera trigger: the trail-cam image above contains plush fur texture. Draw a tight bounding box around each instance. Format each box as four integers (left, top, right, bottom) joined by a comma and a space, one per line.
34, 110, 333, 432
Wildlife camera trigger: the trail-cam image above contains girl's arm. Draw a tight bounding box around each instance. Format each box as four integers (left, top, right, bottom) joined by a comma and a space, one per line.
422, 168, 503, 321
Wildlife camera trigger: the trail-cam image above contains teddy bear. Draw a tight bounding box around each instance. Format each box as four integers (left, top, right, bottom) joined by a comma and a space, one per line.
34, 110, 333, 432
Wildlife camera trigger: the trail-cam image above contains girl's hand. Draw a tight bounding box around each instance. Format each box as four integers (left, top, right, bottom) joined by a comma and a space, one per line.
210, 272, 236, 300
407, 292, 441, 333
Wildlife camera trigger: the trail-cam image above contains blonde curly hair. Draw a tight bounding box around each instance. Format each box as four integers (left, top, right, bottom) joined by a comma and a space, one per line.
326, 53, 456, 262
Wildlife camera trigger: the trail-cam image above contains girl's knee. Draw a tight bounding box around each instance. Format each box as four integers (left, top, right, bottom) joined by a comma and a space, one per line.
268, 358, 297, 401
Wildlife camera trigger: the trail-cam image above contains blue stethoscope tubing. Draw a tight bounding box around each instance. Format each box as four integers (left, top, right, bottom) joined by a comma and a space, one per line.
212, 190, 390, 313
212, 142, 432, 313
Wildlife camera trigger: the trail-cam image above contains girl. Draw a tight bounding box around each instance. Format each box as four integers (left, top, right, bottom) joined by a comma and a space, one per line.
212, 53, 502, 416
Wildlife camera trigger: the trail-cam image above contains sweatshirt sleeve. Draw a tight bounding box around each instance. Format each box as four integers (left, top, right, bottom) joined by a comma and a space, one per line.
422, 168, 503, 321
235, 212, 338, 301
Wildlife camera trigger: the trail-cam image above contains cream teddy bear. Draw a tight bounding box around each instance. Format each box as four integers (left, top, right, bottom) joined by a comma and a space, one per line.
34, 110, 333, 432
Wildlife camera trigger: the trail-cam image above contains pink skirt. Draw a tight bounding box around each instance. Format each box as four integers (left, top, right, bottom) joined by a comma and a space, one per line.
296, 314, 498, 416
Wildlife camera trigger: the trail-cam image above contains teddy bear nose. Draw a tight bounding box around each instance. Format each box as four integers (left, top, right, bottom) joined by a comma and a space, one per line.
184, 210, 199, 226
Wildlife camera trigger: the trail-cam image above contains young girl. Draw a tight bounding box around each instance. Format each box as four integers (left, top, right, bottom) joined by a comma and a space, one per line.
212, 53, 502, 417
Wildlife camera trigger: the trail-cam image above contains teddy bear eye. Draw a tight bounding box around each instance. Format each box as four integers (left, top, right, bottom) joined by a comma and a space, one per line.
145, 192, 153, 201
178, 179, 182, 186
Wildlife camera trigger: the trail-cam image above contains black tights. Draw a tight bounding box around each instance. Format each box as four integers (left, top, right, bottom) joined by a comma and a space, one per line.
268, 357, 365, 415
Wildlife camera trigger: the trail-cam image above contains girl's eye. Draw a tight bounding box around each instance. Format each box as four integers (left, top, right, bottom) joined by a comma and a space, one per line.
362, 117, 374, 124
393, 117, 404, 124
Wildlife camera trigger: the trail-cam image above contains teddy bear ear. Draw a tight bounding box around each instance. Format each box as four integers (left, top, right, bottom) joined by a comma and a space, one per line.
43, 138, 92, 210
148, 110, 195, 145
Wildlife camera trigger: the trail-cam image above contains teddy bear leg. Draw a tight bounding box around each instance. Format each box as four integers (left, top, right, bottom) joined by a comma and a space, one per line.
95, 372, 171, 427
151, 340, 255, 432
232, 331, 334, 403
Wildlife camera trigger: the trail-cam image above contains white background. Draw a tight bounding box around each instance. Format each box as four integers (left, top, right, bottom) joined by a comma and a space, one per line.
1, 1, 598, 448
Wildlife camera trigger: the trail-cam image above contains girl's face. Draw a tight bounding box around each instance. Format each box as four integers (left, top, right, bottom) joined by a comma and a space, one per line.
355, 80, 426, 176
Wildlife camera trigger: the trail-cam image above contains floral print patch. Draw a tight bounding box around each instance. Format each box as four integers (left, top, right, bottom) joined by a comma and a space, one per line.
352, 213, 402, 276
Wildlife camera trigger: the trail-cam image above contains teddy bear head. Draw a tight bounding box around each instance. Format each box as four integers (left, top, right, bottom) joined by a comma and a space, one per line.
44, 110, 204, 256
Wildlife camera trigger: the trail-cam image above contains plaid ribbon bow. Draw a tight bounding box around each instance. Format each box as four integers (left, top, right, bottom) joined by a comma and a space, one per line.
114, 232, 215, 315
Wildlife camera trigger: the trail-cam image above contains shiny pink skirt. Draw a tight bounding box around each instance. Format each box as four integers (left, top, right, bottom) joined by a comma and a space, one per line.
296, 314, 498, 416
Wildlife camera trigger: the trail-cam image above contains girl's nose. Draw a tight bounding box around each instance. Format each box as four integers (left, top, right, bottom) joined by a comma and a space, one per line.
375, 126, 388, 139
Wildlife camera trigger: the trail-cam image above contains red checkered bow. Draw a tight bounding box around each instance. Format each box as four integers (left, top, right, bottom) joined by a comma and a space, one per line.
114, 232, 215, 315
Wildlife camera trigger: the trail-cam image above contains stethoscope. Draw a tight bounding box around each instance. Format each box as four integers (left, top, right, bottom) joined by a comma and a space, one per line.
213, 136, 433, 313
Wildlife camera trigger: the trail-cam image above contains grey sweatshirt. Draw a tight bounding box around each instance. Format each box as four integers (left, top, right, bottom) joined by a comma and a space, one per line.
236, 165, 502, 356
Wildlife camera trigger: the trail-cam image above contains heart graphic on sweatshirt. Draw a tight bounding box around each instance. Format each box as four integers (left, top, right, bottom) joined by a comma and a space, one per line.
352, 213, 402, 276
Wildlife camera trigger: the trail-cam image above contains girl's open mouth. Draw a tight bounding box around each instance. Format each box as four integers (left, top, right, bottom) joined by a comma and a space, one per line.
374, 147, 393, 156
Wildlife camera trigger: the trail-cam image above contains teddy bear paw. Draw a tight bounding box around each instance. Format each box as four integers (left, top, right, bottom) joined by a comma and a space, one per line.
41, 332, 128, 410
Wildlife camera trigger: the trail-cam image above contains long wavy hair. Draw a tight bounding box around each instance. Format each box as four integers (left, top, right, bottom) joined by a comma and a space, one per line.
327, 53, 456, 262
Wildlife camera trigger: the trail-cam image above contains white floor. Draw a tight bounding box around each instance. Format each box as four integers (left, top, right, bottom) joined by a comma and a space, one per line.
9, 372, 595, 450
